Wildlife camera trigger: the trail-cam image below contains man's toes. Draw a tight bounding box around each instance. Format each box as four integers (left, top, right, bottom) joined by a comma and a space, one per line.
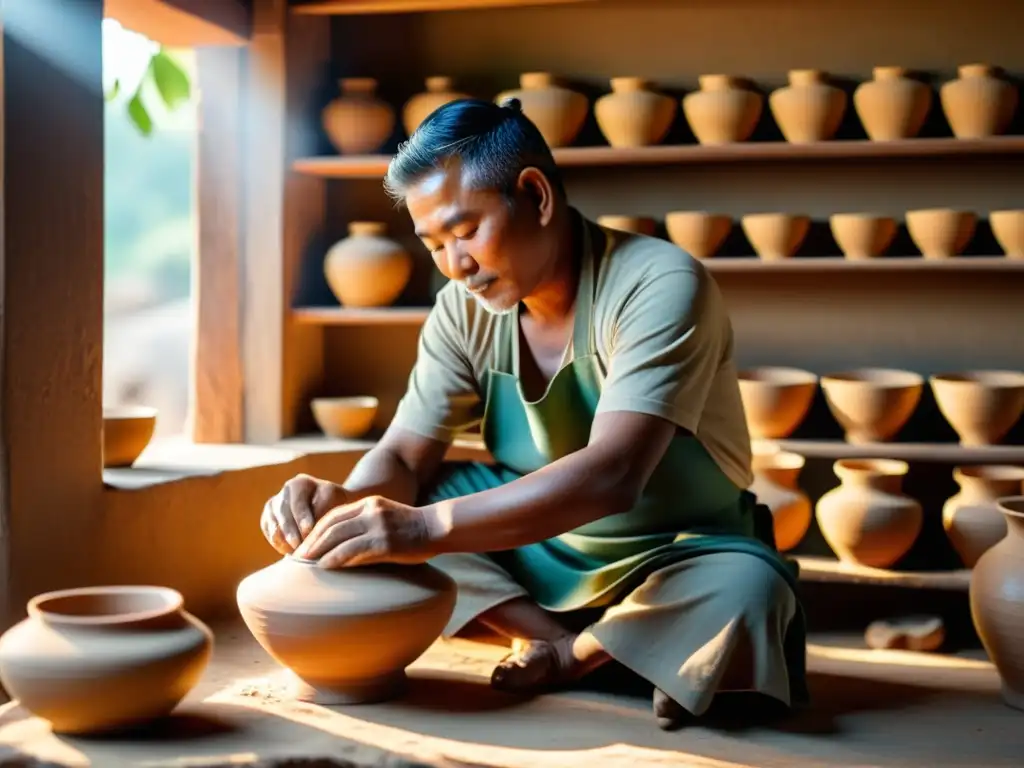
653, 688, 692, 731
490, 641, 557, 692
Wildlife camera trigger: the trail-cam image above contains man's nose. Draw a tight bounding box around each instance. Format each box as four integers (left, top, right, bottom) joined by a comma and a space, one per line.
445, 243, 476, 280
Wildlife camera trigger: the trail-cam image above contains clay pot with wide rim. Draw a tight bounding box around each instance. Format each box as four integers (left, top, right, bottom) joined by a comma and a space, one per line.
816, 458, 923, 568
768, 69, 847, 143
494, 72, 588, 148
311, 396, 379, 439
940, 64, 1019, 139
829, 213, 898, 260
944, 465, 1024, 567
0, 586, 212, 735
990, 210, 1024, 259
322, 78, 396, 155
402, 76, 470, 136
970, 495, 1024, 710
665, 212, 732, 259
103, 405, 158, 468
906, 208, 976, 259
750, 447, 812, 552
820, 368, 923, 444
853, 66, 933, 141
930, 371, 1024, 446
682, 74, 763, 145
237, 555, 457, 704
324, 222, 413, 308
741, 213, 810, 260
597, 215, 657, 236
738, 367, 819, 439
594, 77, 676, 148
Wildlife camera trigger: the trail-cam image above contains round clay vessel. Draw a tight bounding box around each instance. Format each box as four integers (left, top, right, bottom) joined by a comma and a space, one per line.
664, 212, 732, 259
311, 396, 379, 439
741, 213, 810, 260
0, 586, 212, 735
820, 368, 923, 444
597, 215, 657, 236
738, 367, 819, 439
816, 458, 923, 568
594, 77, 676, 148
324, 222, 413, 308
682, 74, 763, 145
853, 66, 933, 141
494, 72, 588, 148
749, 447, 812, 551
944, 465, 1024, 567
103, 405, 158, 468
970, 495, 1024, 710
402, 76, 470, 136
940, 64, 1019, 139
905, 208, 976, 259
990, 210, 1024, 259
930, 371, 1024, 446
769, 69, 847, 143
322, 78, 395, 155
237, 556, 457, 704
829, 213, 897, 260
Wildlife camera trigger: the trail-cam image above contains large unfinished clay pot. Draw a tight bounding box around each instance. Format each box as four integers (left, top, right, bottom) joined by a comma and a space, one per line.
402, 76, 470, 136
495, 72, 588, 148
990, 210, 1024, 259
944, 466, 1024, 567
769, 69, 847, 143
940, 64, 1018, 139
750, 447, 812, 552
665, 212, 732, 259
853, 66, 932, 141
0, 586, 212, 734
594, 77, 676, 148
682, 74, 763, 145
970, 495, 1024, 710
829, 213, 897, 260
906, 208, 976, 259
930, 371, 1024, 446
324, 222, 413, 308
322, 78, 395, 155
103, 405, 158, 468
820, 368, 923, 444
738, 367, 818, 439
816, 459, 923, 568
597, 215, 657, 236
741, 213, 810, 260
237, 556, 457, 704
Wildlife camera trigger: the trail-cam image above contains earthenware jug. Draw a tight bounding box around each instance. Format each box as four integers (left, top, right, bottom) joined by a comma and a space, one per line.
769, 69, 847, 143
324, 222, 413, 308
402, 76, 470, 136
494, 72, 588, 148
682, 75, 762, 145
853, 66, 932, 141
944, 465, 1024, 567
940, 64, 1018, 139
322, 77, 396, 155
594, 77, 676, 147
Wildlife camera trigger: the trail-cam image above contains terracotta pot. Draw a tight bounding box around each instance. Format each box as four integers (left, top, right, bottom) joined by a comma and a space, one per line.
322, 78, 396, 155
594, 77, 675, 148
738, 367, 818, 439
102, 405, 158, 468
905, 208, 976, 259
311, 396, 379, 439
769, 69, 847, 143
750, 447, 812, 552
820, 368, 923, 444
237, 556, 457, 704
829, 213, 897, 260
494, 72, 588, 148
816, 458, 923, 568
0, 586, 212, 735
940, 64, 1019, 139
597, 215, 657, 236
741, 213, 810, 260
970, 495, 1024, 710
990, 210, 1024, 259
944, 465, 1024, 567
664, 212, 732, 259
930, 371, 1024, 446
402, 76, 470, 136
324, 222, 413, 308
853, 66, 932, 141
682, 74, 763, 145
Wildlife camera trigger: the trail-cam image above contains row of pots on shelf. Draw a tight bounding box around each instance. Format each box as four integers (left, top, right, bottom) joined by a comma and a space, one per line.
323, 64, 1019, 155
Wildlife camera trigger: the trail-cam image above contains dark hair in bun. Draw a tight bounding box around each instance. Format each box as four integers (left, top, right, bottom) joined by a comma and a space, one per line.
499, 96, 523, 113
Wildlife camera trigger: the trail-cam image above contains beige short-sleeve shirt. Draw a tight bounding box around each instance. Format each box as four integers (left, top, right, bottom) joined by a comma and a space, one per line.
392, 214, 753, 489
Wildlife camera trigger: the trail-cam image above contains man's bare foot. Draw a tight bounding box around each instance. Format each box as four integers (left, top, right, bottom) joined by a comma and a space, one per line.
491, 633, 610, 693
653, 688, 692, 730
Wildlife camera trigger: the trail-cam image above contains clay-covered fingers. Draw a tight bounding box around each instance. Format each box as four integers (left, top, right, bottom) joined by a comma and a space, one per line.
260, 497, 293, 555
293, 505, 364, 560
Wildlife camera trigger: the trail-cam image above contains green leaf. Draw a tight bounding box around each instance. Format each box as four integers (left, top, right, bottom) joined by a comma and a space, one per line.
128, 91, 153, 137
150, 50, 191, 111
105, 79, 121, 102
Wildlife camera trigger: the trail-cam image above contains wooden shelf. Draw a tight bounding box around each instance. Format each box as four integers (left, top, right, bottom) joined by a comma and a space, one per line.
793, 556, 971, 591
292, 137, 1024, 178
766, 439, 1024, 464
290, 0, 590, 15
292, 306, 431, 325
704, 256, 1024, 272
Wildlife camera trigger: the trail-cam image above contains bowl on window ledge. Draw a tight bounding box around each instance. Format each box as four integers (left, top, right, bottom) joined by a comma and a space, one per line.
102, 406, 158, 468
311, 396, 379, 440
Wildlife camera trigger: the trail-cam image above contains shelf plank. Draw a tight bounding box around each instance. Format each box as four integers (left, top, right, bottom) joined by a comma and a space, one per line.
766, 439, 1024, 464
291, 0, 590, 15
292, 306, 431, 325
292, 137, 1024, 178
793, 556, 971, 591
704, 256, 1024, 272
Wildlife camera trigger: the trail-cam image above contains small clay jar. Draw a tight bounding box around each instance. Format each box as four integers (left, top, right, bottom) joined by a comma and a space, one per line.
324, 222, 413, 308
940, 64, 1019, 139
749, 448, 812, 552
905, 208, 976, 259
322, 78, 396, 155
769, 69, 847, 143
990, 210, 1024, 259
494, 72, 588, 148
681, 74, 763, 145
402, 76, 470, 136
594, 77, 676, 148
853, 66, 932, 141
664, 211, 732, 259
829, 213, 898, 260
597, 215, 658, 236
943, 465, 1024, 567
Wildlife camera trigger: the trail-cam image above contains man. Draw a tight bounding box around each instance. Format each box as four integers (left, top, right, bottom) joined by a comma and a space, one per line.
261, 96, 807, 729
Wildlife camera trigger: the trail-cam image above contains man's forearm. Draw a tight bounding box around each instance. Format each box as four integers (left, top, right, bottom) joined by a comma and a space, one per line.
341, 445, 422, 506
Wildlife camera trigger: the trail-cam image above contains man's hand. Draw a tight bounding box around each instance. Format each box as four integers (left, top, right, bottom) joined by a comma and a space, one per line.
292, 495, 432, 569
261, 474, 348, 555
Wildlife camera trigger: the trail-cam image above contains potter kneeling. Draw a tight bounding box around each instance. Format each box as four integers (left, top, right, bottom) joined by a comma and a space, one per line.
260, 96, 806, 729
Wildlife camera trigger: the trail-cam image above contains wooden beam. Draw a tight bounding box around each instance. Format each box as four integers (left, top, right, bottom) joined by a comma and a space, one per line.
104, 0, 251, 47
291, 0, 590, 15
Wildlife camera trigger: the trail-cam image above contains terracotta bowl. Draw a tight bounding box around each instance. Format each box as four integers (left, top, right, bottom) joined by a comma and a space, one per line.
102, 406, 158, 468
905, 208, 976, 258
829, 213, 898, 260
741, 213, 810, 260
930, 371, 1024, 446
311, 396, 378, 439
664, 211, 732, 259
989, 209, 1024, 259
597, 215, 658, 236
738, 367, 819, 439
820, 368, 924, 444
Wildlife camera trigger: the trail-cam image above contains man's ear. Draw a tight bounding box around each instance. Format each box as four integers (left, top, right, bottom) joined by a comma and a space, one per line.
516, 166, 555, 227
